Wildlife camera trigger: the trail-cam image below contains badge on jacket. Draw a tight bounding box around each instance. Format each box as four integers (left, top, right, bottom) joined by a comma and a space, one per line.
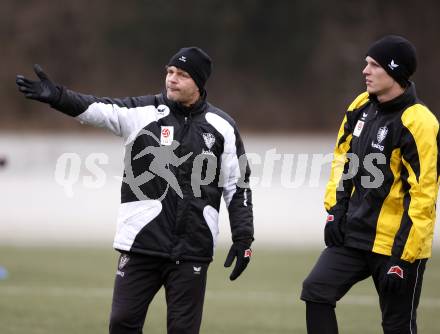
353, 120, 365, 137
161, 126, 174, 145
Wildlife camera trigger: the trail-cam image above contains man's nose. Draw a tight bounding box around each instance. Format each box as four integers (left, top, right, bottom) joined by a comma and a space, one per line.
167, 74, 177, 83
362, 65, 369, 75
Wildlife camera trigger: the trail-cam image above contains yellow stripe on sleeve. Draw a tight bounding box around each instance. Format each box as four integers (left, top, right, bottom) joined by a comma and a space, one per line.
401, 104, 439, 261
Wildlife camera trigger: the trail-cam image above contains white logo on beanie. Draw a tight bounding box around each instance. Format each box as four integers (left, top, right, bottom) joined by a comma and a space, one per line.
178, 56, 187, 62
388, 59, 399, 70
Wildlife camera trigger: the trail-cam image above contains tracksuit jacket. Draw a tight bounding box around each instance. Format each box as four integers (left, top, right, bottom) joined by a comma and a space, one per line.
51, 88, 254, 262
325, 83, 439, 262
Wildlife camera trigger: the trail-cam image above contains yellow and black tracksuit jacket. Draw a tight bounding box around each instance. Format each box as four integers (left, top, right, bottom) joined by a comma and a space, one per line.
325, 83, 439, 262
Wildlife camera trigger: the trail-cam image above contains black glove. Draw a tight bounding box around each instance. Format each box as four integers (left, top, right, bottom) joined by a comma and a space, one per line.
381, 257, 410, 294
224, 240, 252, 281
324, 211, 346, 247
16, 64, 60, 104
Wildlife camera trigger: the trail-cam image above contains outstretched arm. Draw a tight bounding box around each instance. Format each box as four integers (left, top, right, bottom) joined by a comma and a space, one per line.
16, 64, 157, 139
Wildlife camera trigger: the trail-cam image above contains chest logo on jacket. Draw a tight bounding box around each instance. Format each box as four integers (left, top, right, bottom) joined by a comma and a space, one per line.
371, 126, 388, 151
202, 132, 216, 156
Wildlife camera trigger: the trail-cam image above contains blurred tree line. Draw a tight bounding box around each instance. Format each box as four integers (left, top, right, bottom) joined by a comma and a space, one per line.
1, 0, 439, 132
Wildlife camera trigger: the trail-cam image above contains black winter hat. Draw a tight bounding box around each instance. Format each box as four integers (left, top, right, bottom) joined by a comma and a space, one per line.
366, 35, 417, 87
167, 47, 212, 91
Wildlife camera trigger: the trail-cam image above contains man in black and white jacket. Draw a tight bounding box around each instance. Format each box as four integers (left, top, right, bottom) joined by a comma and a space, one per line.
16, 47, 254, 334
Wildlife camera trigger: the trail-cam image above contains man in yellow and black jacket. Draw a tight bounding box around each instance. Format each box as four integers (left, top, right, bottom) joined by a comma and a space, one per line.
301, 35, 439, 334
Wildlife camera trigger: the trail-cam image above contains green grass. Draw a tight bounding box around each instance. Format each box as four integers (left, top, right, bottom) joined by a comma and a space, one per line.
0, 246, 439, 333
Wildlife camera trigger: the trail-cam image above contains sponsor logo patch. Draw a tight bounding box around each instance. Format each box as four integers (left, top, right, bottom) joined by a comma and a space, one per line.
387, 265, 404, 279
353, 120, 365, 137
326, 214, 335, 223
160, 126, 174, 146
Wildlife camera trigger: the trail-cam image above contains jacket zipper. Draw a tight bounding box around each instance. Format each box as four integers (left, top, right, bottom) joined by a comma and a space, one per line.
174, 114, 192, 235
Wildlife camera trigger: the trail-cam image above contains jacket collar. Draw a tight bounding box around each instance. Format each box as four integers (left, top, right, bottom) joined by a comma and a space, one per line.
162, 90, 207, 117
369, 82, 417, 113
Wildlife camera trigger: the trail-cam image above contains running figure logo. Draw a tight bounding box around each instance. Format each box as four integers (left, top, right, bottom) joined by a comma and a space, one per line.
123, 129, 192, 201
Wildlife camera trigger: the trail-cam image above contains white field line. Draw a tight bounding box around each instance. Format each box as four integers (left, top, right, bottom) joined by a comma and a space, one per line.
1, 286, 440, 308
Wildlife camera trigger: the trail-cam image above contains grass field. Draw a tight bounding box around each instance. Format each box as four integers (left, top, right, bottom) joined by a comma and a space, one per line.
1, 246, 439, 333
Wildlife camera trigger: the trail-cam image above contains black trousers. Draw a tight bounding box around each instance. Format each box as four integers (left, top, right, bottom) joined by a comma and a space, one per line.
109, 252, 209, 334
301, 246, 427, 334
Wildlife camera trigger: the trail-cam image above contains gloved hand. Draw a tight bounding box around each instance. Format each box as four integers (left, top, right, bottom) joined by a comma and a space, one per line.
16, 64, 60, 104
324, 211, 346, 247
224, 240, 252, 281
381, 257, 410, 294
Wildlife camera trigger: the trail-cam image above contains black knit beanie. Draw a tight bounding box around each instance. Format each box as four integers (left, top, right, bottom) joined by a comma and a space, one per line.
167, 47, 212, 91
366, 35, 417, 87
